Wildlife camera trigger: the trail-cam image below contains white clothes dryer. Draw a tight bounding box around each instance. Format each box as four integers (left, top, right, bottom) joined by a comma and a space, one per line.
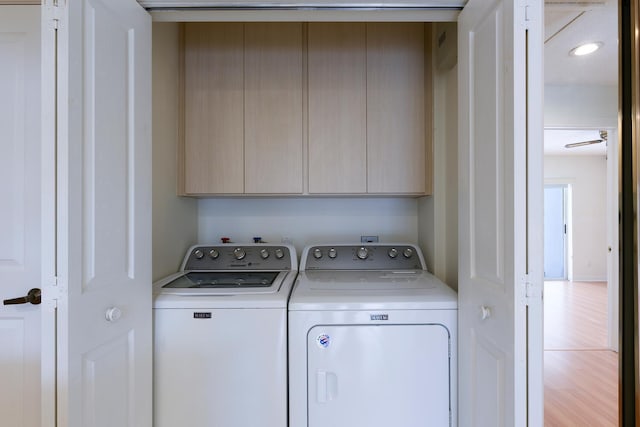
153, 243, 297, 427
288, 243, 457, 427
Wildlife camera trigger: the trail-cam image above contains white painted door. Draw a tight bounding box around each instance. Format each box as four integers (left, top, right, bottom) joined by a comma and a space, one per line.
458, 0, 544, 425
0, 6, 41, 427
41, 0, 152, 426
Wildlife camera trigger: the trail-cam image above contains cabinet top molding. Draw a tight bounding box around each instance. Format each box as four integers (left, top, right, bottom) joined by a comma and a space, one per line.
138, 0, 466, 9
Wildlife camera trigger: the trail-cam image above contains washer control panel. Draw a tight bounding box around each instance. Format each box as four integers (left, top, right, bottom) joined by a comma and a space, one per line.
302, 244, 425, 270
183, 245, 293, 271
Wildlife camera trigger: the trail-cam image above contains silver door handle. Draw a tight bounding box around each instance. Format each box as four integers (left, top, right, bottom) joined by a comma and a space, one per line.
3, 288, 41, 305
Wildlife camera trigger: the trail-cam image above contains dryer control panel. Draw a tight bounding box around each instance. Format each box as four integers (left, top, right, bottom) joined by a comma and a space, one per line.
302, 244, 425, 271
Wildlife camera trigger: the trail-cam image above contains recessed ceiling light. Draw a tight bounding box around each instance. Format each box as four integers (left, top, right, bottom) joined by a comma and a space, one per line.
569, 42, 603, 57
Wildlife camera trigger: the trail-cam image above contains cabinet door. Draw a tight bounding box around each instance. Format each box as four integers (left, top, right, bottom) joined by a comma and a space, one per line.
367, 23, 427, 194
184, 23, 244, 194
245, 23, 303, 194
308, 23, 367, 194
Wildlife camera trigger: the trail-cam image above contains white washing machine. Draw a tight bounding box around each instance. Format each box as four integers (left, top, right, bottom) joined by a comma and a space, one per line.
288, 243, 457, 427
153, 243, 297, 427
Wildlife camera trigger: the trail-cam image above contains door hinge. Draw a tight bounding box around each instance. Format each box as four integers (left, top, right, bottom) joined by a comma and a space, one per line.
523, 274, 541, 304
45, 1, 63, 30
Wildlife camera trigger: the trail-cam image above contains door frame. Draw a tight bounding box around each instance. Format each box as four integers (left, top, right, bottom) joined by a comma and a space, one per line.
543, 126, 619, 352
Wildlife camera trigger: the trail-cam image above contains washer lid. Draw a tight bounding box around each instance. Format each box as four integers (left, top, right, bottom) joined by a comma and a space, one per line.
156, 271, 286, 296
288, 270, 457, 310
163, 271, 279, 289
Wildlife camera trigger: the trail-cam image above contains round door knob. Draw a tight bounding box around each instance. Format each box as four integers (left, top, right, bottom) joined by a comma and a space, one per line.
194, 249, 204, 259
403, 248, 414, 259
357, 247, 369, 260
275, 248, 285, 259
313, 248, 323, 259
388, 248, 398, 258
328, 248, 338, 259
209, 249, 219, 259
105, 307, 122, 322
260, 249, 270, 259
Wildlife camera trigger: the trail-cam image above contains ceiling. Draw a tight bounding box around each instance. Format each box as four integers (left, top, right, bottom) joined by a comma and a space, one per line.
543, 0, 617, 156
544, 0, 618, 85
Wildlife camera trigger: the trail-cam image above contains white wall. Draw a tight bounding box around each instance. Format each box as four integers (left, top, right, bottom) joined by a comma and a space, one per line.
544, 155, 607, 281
544, 84, 617, 129
152, 23, 198, 281
419, 61, 458, 288
198, 198, 419, 255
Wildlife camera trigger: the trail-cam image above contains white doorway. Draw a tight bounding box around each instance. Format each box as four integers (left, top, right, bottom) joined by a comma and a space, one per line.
543, 184, 569, 280
542, 127, 618, 425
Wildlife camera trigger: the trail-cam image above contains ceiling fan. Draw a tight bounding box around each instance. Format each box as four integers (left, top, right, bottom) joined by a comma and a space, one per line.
564, 129, 607, 148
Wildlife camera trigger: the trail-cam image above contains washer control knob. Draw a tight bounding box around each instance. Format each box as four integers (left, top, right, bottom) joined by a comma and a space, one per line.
388, 248, 399, 259
275, 248, 285, 259
260, 248, 270, 259
233, 247, 246, 260
403, 248, 414, 259
209, 249, 220, 259
357, 247, 369, 260
328, 248, 338, 259
313, 248, 323, 259
194, 249, 204, 259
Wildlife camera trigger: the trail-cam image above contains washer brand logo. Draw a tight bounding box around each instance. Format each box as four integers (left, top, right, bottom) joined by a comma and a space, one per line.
370, 314, 389, 321
317, 334, 330, 348
193, 312, 212, 319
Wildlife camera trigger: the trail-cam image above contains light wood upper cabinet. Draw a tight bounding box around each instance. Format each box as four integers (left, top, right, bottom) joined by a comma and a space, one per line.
308, 22, 431, 195
184, 23, 244, 194
245, 23, 303, 194
367, 23, 428, 194
182, 22, 431, 196
308, 23, 367, 194
183, 22, 304, 195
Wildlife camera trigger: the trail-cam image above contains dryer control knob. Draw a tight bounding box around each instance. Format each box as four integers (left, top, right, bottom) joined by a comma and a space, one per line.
260, 248, 270, 259
403, 248, 414, 259
275, 248, 285, 259
313, 248, 323, 259
233, 247, 246, 260
209, 249, 220, 259
388, 248, 399, 258
357, 247, 369, 260
194, 249, 204, 259
328, 248, 338, 259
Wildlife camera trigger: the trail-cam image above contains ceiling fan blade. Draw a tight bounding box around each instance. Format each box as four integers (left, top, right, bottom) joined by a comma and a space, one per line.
564, 139, 603, 148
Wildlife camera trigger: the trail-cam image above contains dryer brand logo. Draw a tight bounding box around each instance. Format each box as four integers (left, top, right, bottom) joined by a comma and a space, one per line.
316, 334, 331, 348
193, 312, 212, 319
370, 314, 389, 321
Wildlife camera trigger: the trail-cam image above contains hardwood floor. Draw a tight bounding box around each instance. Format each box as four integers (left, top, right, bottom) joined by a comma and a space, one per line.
544, 281, 618, 426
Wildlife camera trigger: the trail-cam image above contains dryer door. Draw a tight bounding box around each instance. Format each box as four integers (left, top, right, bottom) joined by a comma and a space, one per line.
307, 324, 451, 426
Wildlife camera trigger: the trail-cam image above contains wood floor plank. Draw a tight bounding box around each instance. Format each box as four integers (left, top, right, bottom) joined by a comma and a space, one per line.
544, 281, 608, 350
544, 281, 618, 426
